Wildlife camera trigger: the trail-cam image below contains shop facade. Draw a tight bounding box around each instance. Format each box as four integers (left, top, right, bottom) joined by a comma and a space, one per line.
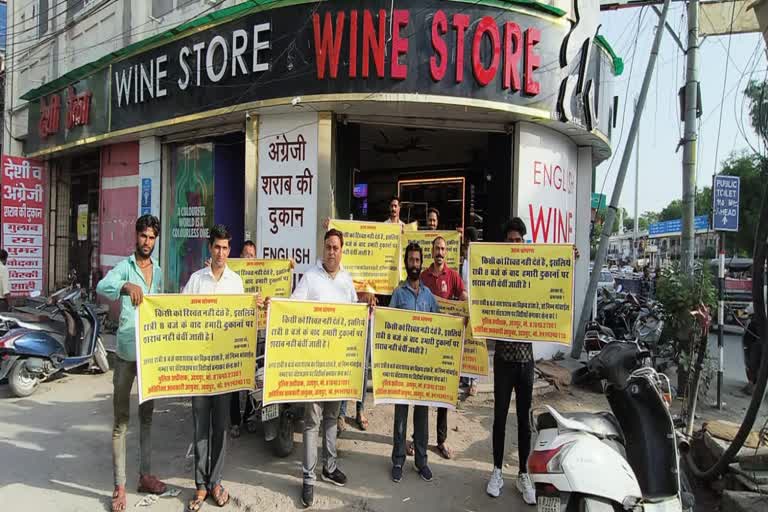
15, 0, 620, 355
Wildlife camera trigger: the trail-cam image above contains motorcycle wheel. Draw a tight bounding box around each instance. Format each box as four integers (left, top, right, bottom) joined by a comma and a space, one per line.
8, 360, 41, 397
93, 338, 109, 374
268, 410, 295, 458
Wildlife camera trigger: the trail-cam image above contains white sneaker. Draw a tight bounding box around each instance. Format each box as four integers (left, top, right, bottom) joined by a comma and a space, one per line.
486, 467, 504, 498
516, 473, 536, 505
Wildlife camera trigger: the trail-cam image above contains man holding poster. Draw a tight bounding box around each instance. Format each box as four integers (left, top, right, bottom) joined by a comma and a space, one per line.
290, 228, 359, 508
182, 225, 260, 511
95, 215, 166, 512
389, 242, 440, 484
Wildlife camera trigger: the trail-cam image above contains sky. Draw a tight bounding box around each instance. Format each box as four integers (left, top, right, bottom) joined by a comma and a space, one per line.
596, 4, 764, 219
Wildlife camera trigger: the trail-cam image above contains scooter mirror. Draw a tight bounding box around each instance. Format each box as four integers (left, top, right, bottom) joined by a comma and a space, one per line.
29, 290, 41, 298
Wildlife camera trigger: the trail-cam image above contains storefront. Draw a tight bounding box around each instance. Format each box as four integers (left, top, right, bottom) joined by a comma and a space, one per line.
17, 0, 621, 353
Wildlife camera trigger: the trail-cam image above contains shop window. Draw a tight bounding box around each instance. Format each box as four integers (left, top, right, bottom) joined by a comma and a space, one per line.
152, 0, 174, 17
38, 0, 49, 37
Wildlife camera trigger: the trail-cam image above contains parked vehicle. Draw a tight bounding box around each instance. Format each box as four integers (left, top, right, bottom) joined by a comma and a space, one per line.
0, 286, 108, 397
597, 270, 615, 291
243, 336, 303, 457
530, 342, 694, 511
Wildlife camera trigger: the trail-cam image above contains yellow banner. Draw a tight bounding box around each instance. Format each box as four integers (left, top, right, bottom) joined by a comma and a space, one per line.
228, 258, 292, 329
136, 294, 259, 403
405, 221, 418, 231
400, 230, 461, 280
371, 307, 463, 409
328, 219, 401, 294
435, 297, 489, 378
468, 243, 574, 344
264, 299, 369, 404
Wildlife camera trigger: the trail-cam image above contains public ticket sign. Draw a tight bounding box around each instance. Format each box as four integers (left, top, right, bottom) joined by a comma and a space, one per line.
227, 258, 292, 329
468, 243, 574, 345
713, 175, 740, 232
400, 230, 461, 281
435, 297, 490, 378
1, 155, 46, 297
371, 307, 464, 409
135, 294, 260, 403
328, 219, 401, 294
256, 113, 318, 272
263, 299, 369, 405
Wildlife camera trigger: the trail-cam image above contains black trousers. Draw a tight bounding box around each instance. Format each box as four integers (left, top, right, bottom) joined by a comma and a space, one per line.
192, 395, 229, 489
492, 356, 534, 472
229, 391, 255, 426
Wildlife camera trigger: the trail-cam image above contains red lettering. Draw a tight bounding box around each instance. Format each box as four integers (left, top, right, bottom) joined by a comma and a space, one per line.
503, 22, 522, 91
557, 210, 567, 243
313, 12, 345, 79
430, 10, 448, 81
529, 204, 552, 243
533, 161, 543, 185
391, 9, 409, 80
472, 16, 500, 86
349, 10, 358, 78
452, 14, 470, 83
524, 27, 541, 95
363, 9, 386, 78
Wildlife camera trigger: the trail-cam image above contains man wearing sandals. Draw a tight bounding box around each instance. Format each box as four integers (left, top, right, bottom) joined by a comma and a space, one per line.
96, 215, 166, 512
184, 225, 263, 511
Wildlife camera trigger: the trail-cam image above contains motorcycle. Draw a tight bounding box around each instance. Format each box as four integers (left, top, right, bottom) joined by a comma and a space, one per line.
243, 336, 303, 457
0, 285, 109, 397
529, 341, 694, 511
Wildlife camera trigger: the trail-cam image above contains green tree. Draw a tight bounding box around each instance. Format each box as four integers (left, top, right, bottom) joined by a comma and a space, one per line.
717, 153, 764, 256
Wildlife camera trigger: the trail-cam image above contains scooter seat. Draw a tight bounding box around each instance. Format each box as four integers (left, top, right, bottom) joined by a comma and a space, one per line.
538, 411, 625, 444
0, 312, 64, 333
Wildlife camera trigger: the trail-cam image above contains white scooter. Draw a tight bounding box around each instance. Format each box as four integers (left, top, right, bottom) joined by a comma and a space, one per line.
528, 342, 695, 511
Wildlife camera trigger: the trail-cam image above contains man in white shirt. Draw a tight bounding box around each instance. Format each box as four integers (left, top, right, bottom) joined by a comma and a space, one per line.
183, 225, 257, 511
384, 196, 405, 227
291, 228, 359, 508
0, 250, 11, 311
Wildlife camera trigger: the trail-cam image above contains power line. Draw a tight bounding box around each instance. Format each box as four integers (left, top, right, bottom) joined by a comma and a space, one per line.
711, 0, 738, 178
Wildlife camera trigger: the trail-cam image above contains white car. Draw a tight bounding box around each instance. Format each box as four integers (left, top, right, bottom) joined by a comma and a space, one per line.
598, 270, 615, 290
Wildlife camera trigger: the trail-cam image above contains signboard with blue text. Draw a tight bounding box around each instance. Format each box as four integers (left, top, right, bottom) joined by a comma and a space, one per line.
141, 178, 152, 215
712, 175, 740, 232
648, 215, 709, 238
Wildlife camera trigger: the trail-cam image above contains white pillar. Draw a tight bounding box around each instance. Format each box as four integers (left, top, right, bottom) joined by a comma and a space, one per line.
139, 136, 162, 255
574, 147, 593, 341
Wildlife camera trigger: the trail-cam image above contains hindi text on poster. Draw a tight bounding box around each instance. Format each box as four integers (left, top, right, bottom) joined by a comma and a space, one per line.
228, 258, 292, 329
468, 243, 574, 344
328, 219, 401, 294
435, 297, 490, 378
371, 307, 463, 409
264, 299, 368, 404
135, 294, 259, 403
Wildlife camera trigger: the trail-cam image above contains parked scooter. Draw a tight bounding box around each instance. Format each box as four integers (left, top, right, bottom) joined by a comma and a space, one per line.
0, 285, 108, 397
244, 336, 303, 457
529, 342, 694, 511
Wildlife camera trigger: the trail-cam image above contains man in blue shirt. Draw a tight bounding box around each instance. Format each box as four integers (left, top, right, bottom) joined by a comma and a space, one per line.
96, 215, 166, 512
389, 242, 439, 484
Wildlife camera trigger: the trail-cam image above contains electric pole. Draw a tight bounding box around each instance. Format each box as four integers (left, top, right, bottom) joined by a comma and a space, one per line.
681, 0, 700, 274
634, 96, 640, 264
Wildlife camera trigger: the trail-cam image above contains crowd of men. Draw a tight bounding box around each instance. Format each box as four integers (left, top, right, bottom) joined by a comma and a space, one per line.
97, 196, 539, 511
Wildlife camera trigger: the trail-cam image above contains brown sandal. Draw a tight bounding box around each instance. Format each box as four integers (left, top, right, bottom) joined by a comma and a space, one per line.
188, 490, 207, 511
112, 486, 126, 512
356, 413, 369, 431
406, 440, 415, 457
437, 442, 454, 459
211, 484, 230, 507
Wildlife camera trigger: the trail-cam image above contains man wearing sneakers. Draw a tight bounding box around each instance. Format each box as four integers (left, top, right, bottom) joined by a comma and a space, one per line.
291, 229, 358, 507
486, 217, 536, 505
389, 242, 440, 484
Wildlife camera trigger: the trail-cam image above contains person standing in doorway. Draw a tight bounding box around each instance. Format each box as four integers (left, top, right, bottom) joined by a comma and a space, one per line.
96, 215, 166, 512
229, 240, 258, 439
415, 236, 467, 460
0, 249, 11, 311
291, 229, 360, 508
426, 208, 439, 230
385, 196, 405, 227
184, 225, 261, 511
486, 217, 536, 505
390, 242, 440, 484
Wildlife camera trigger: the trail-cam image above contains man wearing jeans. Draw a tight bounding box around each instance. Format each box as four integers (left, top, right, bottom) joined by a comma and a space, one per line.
291, 228, 365, 508
390, 242, 440, 484
96, 215, 166, 512
485, 218, 536, 505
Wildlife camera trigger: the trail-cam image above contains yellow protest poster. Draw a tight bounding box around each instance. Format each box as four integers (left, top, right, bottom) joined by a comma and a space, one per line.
136, 294, 259, 403
371, 307, 464, 409
227, 258, 292, 329
400, 230, 461, 280
435, 297, 489, 378
468, 243, 574, 344
328, 219, 401, 294
264, 299, 369, 404
404, 221, 419, 231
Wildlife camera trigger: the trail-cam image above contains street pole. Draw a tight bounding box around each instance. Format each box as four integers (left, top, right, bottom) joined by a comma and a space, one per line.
634, 96, 640, 264
717, 239, 725, 409
573, 0, 671, 358
681, 0, 700, 275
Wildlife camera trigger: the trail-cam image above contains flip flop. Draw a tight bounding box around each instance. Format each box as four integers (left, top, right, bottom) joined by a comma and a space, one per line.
437, 443, 454, 460
356, 414, 369, 431
188, 490, 207, 512
112, 487, 126, 512
211, 484, 230, 507
406, 440, 415, 457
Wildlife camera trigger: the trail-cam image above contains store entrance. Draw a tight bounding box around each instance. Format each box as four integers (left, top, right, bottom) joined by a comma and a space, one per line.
67, 151, 100, 290
339, 123, 512, 240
